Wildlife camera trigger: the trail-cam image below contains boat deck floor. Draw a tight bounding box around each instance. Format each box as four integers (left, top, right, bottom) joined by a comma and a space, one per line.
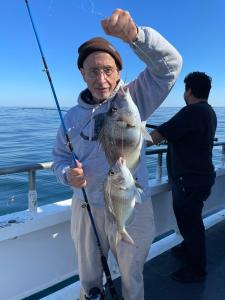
38, 219, 225, 300
107, 219, 225, 300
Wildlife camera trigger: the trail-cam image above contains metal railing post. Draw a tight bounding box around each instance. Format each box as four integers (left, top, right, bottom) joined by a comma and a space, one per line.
156, 153, 163, 182
28, 170, 37, 212
0, 141, 225, 214
221, 145, 225, 168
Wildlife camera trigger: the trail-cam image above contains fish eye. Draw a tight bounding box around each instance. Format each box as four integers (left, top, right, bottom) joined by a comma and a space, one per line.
109, 170, 114, 175
110, 107, 117, 113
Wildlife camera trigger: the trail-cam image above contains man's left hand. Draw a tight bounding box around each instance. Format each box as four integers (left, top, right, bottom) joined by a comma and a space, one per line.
101, 8, 138, 43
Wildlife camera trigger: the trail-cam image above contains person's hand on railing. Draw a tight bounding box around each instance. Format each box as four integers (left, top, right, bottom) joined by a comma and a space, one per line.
66, 160, 87, 188
148, 129, 166, 146
146, 124, 167, 146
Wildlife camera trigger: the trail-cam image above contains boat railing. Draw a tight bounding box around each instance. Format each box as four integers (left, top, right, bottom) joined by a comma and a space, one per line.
0, 162, 52, 213
146, 141, 225, 182
0, 142, 225, 213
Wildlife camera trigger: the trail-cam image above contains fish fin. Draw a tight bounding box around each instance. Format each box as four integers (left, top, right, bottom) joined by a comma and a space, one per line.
107, 205, 114, 215
134, 182, 143, 203
141, 125, 153, 141
116, 229, 134, 245
94, 113, 106, 130
105, 195, 114, 215
134, 193, 142, 204
103, 182, 115, 215
135, 181, 143, 191
105, 198, 114, 215
97, 126, 104, 144
119, 85, 128, 96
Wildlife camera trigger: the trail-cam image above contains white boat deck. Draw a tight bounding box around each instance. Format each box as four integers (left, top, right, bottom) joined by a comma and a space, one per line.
1, 167, 225, 300
40, 208, 225, 300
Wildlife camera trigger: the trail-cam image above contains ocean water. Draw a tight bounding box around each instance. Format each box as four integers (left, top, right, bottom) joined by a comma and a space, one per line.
0, 106, 224, 216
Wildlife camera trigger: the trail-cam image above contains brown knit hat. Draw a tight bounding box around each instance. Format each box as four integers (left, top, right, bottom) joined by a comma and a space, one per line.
77, 37, 122, 70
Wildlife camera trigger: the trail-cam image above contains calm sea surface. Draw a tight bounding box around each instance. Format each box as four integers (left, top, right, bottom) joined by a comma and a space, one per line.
0, 106, 224, 216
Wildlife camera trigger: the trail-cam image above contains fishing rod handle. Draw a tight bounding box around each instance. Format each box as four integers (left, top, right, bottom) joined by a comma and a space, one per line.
101, 255, 119, 300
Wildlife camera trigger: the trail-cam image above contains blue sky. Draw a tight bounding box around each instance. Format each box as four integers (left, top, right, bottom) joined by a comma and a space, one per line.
1, 0, 225, 107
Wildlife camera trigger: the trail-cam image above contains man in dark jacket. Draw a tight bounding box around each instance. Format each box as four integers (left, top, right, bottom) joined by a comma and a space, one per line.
150, 71, 217, 283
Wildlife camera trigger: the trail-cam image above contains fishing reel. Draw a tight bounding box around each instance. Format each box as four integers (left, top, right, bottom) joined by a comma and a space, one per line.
85, 287, 105, 300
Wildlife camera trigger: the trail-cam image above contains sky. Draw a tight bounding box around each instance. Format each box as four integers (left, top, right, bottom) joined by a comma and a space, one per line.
0, 0, 225, 107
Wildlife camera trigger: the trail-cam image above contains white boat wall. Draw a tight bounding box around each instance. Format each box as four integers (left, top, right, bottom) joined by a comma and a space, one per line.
0, 145, 225, 300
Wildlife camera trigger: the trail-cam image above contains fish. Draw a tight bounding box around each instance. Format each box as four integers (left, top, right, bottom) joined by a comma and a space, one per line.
98, 86, 152, 171
103, 157, 143, 245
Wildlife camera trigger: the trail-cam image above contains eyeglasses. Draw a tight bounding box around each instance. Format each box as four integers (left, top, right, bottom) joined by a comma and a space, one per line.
84, 66, 116, 79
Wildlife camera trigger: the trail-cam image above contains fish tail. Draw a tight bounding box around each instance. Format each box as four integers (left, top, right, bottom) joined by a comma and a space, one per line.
116, 228, 134, 245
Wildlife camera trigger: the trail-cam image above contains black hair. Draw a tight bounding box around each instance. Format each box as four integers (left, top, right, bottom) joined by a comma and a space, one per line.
184, 71, 212, 99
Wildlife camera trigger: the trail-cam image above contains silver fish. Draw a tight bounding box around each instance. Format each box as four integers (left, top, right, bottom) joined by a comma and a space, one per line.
98, 86, 152, 171
104, 157, 142, 245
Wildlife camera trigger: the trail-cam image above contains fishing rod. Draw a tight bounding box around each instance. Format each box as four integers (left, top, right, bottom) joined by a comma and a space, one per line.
24, 1, 118, 299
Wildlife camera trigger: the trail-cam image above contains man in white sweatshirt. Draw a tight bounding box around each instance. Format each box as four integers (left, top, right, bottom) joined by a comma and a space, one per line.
53, 8, 182, 300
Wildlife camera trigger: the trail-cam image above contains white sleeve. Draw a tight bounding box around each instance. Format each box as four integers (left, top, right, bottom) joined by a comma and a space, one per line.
127, 26, 183, 121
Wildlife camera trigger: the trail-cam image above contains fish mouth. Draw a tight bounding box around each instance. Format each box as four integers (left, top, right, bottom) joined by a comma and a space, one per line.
126, 123, 135, 128
116, 120, 136, 128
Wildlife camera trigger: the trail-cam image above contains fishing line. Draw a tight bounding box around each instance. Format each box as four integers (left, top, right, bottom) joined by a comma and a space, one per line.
47, 0, 54, 17
79, 0, 141, 85
80, 0, 107, 18
79, 1, 161, 153
24, 1, 118, 299
80, 0, 156, 65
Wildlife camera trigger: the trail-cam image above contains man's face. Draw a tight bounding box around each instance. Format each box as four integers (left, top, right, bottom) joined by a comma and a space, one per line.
80, 51, 120, 103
